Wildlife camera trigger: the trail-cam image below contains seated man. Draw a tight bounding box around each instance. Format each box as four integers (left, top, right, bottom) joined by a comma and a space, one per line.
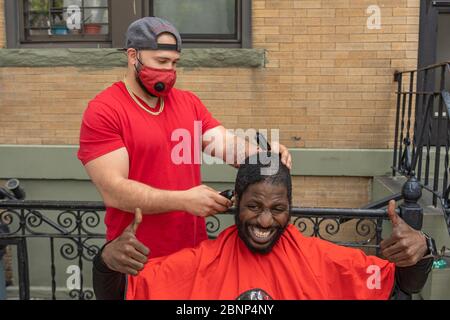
93, 153, 433, 300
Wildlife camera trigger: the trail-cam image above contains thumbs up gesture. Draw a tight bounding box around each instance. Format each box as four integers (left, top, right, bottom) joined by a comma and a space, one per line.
380, 201, 428, 267
101, 208, 150, 275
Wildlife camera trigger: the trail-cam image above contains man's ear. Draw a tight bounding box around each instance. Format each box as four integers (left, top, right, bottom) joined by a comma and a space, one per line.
127, 48, 138, 66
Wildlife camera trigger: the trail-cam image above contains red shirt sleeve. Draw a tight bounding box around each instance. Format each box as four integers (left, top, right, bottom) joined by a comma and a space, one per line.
189, 92, 221, 133
77, 101, 125, 165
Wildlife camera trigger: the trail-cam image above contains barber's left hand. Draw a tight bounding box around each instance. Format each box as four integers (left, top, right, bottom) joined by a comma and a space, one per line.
380, 200, 428, 267
270, 142, 292, 170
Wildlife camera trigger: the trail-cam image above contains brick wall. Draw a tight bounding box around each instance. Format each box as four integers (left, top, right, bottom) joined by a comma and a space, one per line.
0, 0, 5, 48
250, 0, 419, 149
0, 67, 125, 145
0, 0, 420, 148
292, 176, 370, 208
0, 0, 420, 207
292, 176, 373, 245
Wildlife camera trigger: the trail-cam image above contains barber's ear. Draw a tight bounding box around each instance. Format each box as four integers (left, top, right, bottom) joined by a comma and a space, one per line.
127, 48, 138, 65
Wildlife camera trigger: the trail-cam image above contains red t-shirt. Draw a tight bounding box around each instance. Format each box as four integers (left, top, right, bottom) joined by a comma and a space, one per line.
78, 82, 221, 258
126, 224, 396, 300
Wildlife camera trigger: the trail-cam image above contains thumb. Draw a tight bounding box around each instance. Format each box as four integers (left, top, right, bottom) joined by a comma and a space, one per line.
387, 200, 400, 227
128, 208, 143, 235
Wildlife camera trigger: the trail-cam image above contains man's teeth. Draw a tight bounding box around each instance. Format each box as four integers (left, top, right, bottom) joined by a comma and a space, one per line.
252, 226, 270, 238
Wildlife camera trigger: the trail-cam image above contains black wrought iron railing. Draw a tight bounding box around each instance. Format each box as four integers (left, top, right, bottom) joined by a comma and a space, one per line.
0, 201, 105, 300
393, 61, 450, 234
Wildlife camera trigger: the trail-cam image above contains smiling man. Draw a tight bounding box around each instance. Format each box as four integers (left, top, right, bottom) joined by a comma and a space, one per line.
93, 153, 433, 300
234, 158, 292, 255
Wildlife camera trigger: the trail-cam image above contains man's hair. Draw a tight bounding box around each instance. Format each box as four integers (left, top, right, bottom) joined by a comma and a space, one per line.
234, 152, 292, 208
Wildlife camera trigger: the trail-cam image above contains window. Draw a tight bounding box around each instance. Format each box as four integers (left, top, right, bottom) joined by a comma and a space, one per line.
5, 0, 251, 48
5, 0, 116, 47
146, 0, 251, 48
21, 0, 111, 43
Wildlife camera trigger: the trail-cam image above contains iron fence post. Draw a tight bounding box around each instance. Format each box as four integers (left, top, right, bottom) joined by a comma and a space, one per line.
399, 176, 423, 230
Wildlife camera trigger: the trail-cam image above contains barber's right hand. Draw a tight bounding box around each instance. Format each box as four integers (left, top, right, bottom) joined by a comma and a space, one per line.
101, 208, 150, 276
182, 185, 232, 217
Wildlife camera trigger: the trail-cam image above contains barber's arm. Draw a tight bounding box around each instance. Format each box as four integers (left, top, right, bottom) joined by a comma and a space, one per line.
85, 148, 231, 217
93, 209, 149, 300
202, 126, 292, 170
381, 201, 434, 295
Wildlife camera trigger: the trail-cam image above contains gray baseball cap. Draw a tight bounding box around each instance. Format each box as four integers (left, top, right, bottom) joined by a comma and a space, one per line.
124, 17, 182, 52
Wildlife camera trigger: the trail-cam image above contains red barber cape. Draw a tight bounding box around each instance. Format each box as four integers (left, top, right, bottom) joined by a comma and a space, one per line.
126, 224, 395, 300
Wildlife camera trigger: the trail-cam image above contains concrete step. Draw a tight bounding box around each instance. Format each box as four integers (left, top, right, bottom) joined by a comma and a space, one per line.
373, 175, 450, 299
374, 175, 444, 214
373, 176, 450, 241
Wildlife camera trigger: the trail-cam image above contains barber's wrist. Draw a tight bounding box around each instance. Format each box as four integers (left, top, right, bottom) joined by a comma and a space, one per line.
173, 190, 187, 212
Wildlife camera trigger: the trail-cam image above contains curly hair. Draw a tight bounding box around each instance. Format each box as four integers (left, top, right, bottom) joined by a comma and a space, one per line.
234, 152, 292, 209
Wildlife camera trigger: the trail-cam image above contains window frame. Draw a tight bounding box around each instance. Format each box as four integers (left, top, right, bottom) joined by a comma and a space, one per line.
6, 0, 117, 48
19, 0, 112, 44
144, 0, 252, 48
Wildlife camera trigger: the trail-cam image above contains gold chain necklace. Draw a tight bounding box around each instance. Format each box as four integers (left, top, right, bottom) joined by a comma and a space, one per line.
123, 79, 164, 116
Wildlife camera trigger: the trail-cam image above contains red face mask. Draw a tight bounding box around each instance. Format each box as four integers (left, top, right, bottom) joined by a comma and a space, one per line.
136, 60, 177, 97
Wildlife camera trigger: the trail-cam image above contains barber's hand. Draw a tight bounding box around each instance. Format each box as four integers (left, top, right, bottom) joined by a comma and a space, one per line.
268, 142, 292, 170
380, 200, 428, 267
279, 144, 292, 170
101, 208, 150, 275
182, 185, 232, 217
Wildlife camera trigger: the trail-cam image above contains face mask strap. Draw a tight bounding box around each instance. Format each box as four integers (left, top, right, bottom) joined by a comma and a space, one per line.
134, 50, 144, 73
133, 51, 157, 98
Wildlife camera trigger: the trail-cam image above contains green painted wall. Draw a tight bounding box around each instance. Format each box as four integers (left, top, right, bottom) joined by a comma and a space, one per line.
0, 145, 393, 180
